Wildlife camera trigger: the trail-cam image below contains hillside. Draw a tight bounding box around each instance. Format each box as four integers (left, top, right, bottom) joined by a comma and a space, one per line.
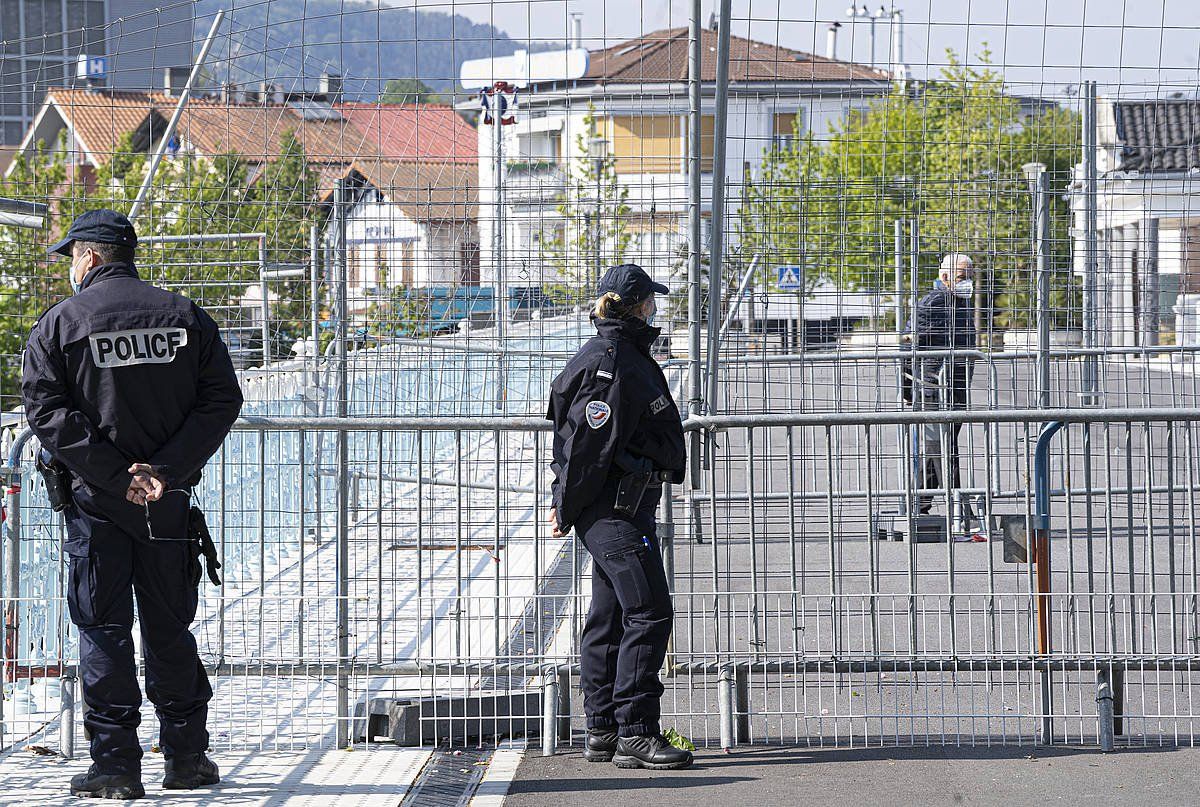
195, 0, 557, 102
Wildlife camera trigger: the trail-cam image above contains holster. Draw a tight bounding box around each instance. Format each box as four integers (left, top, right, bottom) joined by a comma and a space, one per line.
187, 505, 223, 586
613, 455, 654, 517
36, 451, 72, 513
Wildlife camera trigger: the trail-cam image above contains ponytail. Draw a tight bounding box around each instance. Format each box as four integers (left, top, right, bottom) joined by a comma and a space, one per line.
593, 291, 639, 320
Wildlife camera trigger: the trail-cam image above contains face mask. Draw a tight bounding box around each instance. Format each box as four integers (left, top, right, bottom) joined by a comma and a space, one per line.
69, 254, 86, 294
953, 279, 974, 299
933, 279, 946, 290
643, 300, 657, 326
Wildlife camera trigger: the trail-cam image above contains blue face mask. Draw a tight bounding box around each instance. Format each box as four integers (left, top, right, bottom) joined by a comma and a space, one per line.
933, 279, 946, 290
644, 299, 657, 326
69, 253, 86, 294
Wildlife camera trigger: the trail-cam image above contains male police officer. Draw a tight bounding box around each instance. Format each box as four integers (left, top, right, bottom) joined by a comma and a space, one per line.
22, 209, 243, 799
908, 252, 979, 537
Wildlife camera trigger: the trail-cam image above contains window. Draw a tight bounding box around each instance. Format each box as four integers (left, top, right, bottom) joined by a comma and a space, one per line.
459, 241, 480, 285
515, 130, 560, 165
399, 242, 415, 286
771, 109, 805, 152
608, 115, 682, 174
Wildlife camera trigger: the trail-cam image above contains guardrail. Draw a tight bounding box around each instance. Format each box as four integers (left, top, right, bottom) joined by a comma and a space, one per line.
2, 407, 1199, 755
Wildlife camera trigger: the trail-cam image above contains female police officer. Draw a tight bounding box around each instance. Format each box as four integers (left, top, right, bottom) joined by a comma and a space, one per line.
546, 263, 690, 770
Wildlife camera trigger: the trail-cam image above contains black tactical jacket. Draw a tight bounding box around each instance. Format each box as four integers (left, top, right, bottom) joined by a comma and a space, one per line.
546, 316, 685, 532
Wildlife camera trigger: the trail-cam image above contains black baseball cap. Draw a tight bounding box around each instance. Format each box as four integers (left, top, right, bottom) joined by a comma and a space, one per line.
597, 263, 668, 304
48, 208, 138, 258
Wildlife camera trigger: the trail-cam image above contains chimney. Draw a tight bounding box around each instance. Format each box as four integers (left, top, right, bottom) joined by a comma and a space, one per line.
889, 11, 909, 82
257, 81, 283, 105
569, 12, 583, 49
826, 21, 841, 60
319, 72, 343, 105
219, 82, 241, 104
163, 66, 189, 97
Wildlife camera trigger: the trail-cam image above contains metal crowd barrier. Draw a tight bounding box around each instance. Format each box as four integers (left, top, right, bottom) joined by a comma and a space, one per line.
3, 406, 1200, 756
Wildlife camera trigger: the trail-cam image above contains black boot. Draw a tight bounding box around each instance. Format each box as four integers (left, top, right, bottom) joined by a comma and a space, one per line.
612, 734, 694, 770
162, 753, 220, 790
69, 766, 145, 799
583, 727, 619, 762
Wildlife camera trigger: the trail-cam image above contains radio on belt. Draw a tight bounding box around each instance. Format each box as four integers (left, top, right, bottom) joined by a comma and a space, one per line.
88, 327, 188, 368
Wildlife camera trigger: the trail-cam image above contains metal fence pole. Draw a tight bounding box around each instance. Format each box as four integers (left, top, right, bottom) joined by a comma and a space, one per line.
1096, 668, 1115, 752
1082, 81, 1099, 404
1034, 420, 1063, 744
127, 10, 224, 223
333, 180, 352, 748
704, 0, 733, 417
687, 0, 704, 486
1, 469, 19, 745
60, 674, 76, 759
1035, 169, 1051, 409
1141, 216, 1160, 347
718, 665, 735, 749
541, 674, 559, 756
309, 224, 320, 390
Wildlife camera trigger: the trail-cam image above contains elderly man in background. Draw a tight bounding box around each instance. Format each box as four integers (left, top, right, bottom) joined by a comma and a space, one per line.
907, 252, 981, 540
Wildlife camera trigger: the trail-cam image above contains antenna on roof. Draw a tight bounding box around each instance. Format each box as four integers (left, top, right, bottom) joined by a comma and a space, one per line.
708, 12, 718, 31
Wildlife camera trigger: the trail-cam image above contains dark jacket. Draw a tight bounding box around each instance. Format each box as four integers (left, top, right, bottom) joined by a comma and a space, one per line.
546, 316, 685, 532
21, 262, 243, 507
913, 287, 976, 349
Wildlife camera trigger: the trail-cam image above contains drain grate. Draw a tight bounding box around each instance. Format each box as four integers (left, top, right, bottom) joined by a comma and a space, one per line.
399, 744, 493, 807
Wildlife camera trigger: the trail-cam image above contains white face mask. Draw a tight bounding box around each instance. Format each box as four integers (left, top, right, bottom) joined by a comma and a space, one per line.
69, 251, 89, 294
953, 279, 974, 299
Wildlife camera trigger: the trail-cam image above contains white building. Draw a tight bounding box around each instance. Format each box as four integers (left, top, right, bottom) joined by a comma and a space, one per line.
462, 26, 890, 297
329, 159, 479, 316
1071, 97, 1200, 347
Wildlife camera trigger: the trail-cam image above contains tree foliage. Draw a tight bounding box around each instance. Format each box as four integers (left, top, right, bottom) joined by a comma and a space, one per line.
0, 128, 322, 407
538, 106, 634, 306
739, 49, 1081, 330
379, 78, 443, 105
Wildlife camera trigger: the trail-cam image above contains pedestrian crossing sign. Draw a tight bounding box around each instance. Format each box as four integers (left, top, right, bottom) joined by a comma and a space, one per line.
777, 265, 802, 290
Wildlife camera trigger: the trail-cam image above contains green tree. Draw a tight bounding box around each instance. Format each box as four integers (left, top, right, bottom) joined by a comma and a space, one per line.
740, 48, 1081, 331
538, 106, 633, 305
379, 78, 442, 105
0, 135, 70, 408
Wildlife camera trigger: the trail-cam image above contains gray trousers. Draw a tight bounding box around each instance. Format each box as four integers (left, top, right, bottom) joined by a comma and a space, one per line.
911, 356, 976, 528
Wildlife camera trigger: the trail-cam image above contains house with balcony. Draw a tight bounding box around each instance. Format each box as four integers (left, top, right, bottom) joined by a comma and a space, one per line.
461, 26, 890, 299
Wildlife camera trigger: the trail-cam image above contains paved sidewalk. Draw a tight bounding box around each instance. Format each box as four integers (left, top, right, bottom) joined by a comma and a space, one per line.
0, 744, 430, 806
504, 744, 1200, 807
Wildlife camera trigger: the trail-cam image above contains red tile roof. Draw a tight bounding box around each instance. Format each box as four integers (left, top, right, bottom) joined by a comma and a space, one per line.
572, 27, 889, 85
33, 90, 477, 169
335, 103, 477, 163
338, 159, 478, 221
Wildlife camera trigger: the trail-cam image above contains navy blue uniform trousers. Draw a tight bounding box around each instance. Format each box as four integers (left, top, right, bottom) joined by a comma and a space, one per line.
575, 483, 672, 738
65, 489, 211, 776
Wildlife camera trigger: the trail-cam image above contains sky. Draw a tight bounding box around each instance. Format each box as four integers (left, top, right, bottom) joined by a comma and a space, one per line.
397, 0, 1200, 99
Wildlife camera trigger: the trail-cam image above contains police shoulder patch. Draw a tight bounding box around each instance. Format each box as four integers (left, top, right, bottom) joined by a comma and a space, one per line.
649, 394, 671, 415
585, 400, 612, 430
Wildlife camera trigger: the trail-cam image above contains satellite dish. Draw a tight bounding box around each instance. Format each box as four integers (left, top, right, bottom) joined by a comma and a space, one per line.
460, 48, 589, 90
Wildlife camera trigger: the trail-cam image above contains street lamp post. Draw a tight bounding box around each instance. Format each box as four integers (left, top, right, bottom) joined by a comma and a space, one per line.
1022, 161, 1050, 409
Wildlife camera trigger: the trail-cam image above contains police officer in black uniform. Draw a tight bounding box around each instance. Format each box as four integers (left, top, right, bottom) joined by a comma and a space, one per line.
546, 263, 691, 770
22, 209, 243, 799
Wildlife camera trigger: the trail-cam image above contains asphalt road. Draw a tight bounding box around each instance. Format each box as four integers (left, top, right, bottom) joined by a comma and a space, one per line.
506, 743, 1200, 807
